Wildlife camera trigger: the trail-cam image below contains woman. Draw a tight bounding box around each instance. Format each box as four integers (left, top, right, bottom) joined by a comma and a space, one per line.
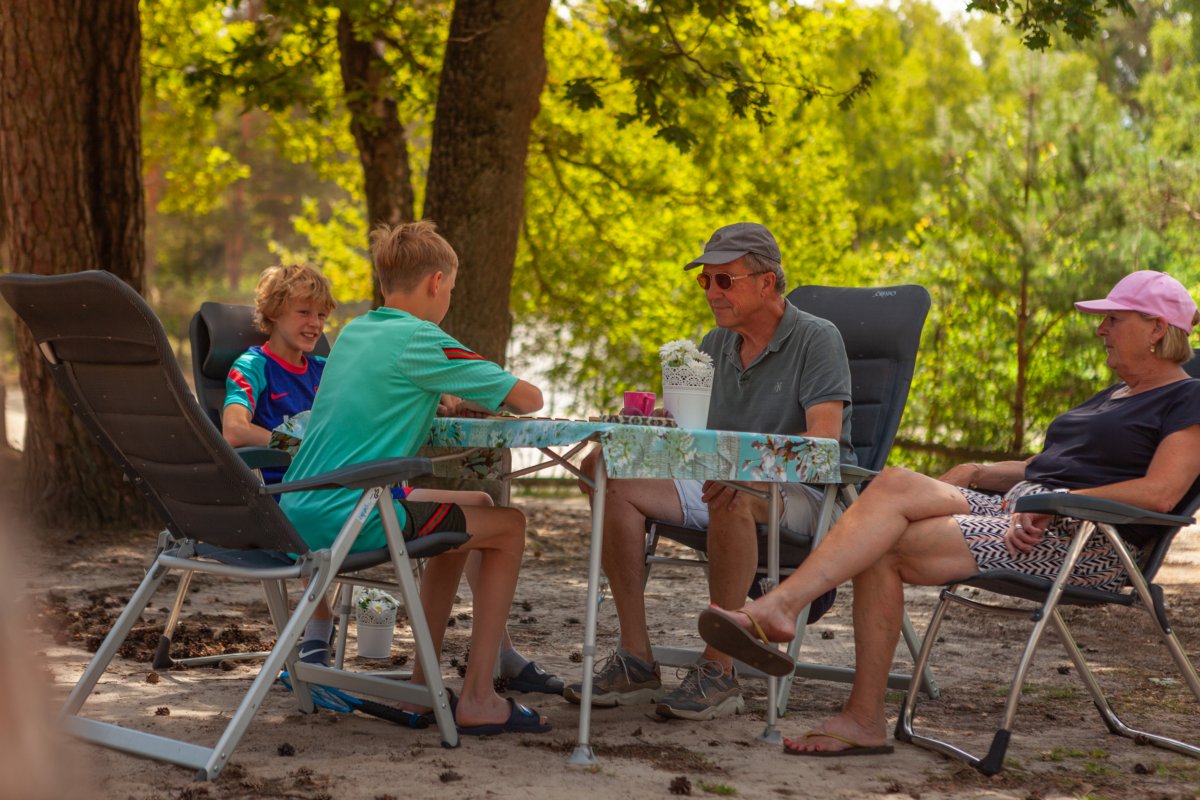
698, 270, 1200, 756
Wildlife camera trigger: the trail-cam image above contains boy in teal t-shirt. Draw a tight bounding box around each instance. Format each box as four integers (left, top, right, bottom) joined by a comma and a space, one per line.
280, 220, 550, 735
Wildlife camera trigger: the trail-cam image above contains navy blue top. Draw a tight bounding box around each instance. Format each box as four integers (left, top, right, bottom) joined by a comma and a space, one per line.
1025, 378, 1200, 542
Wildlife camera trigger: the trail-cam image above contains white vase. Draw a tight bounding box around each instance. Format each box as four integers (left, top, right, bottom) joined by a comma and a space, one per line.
662, 366, 712, 430
355, 619, 395, 659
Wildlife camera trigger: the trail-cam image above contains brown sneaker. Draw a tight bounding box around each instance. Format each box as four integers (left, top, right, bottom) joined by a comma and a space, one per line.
655, 660, 744, 721
563, 648, 664, 707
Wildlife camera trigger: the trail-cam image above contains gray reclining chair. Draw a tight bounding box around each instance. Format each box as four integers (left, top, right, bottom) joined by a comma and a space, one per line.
897, 489, 1200, 773
1, 271, 464, 780
644, 284, 938, 722
139, 302, 335, 671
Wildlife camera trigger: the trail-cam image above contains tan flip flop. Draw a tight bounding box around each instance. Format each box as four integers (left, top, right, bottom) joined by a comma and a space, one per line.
697, 607, 794, 677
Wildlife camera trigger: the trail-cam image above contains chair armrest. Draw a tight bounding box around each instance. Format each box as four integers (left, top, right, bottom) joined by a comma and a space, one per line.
1014, 492, 1193, 527
235, 446, 292, 471
265, 457, 433, 495
837, 464, 877, 485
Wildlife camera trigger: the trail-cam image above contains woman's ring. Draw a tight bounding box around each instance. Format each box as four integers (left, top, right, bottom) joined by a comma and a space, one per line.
1014, 524, 1024, 529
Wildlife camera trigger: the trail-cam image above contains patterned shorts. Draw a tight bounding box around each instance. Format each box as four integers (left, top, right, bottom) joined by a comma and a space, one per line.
953, 481, 1138, 592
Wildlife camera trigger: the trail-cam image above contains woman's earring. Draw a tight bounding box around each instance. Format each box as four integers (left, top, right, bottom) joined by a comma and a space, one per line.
1150, 344, 1157, 354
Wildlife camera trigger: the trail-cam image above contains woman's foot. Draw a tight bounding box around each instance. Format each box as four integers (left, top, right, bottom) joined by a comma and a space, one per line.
697, 603, 798, 678
782, 713, 890, 756
454, 692, 550, 734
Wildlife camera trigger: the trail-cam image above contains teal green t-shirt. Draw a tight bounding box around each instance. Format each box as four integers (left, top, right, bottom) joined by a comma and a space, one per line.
279, 307, 518, 552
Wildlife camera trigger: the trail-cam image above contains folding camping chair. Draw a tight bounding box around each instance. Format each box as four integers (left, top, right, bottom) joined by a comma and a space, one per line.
1, 271, 463, 780
143, 302, 335, 671
897, 490, 1200, 774
644, 284, 939, 719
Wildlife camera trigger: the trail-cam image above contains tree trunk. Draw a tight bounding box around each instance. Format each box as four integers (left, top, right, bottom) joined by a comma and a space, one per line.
0, 0, 156, 527
422, 0, 550, 364
337, 10, 416, 309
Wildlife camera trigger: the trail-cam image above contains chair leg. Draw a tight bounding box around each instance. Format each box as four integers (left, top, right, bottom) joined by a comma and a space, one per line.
62, 558, 173, 717
151, 571, 192, 669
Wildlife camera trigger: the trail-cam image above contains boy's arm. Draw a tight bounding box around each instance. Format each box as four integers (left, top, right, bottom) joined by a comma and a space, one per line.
502, 379, 543, 414
221, 404, 272, 447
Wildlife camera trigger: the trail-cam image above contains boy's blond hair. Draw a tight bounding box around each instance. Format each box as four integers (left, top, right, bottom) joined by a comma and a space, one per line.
253, 263, 336, 334
370, 220, 458, 295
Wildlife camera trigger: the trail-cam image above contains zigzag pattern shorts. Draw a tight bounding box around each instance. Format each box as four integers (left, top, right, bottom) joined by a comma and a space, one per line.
953, 480, 1139, 592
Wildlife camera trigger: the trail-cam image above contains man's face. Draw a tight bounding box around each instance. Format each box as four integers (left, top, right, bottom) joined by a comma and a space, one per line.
700, 257, 772, 330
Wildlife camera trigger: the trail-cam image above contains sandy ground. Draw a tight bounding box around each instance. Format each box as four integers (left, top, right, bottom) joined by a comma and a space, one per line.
5, 446, 1200, 800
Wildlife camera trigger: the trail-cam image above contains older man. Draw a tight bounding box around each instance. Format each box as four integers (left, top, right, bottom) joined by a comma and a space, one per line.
565, 222, 855, 720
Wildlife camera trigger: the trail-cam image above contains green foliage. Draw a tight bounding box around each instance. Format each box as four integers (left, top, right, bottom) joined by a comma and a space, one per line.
968, 0, 1136, 50
513, 5, 865, 412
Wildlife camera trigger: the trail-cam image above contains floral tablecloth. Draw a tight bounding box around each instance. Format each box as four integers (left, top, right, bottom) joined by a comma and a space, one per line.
425, 417, 841, 484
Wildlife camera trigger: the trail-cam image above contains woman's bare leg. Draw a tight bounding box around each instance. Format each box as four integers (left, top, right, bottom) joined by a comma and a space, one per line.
700, 468, 981, 753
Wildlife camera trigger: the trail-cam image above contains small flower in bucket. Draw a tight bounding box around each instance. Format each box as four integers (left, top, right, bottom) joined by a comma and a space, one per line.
659, 339, 714, 375
659, 339, 714, 428
353, 587, 398, 626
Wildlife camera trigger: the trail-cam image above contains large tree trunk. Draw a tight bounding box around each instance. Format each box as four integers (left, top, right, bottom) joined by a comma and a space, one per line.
0, 0, 156, 527
422, 0, 550, 364
338, 10, 416, 309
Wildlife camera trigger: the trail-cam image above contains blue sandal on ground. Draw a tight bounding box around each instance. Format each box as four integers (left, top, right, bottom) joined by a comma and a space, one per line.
507, 661, 565, 695
457, 698, 552, 736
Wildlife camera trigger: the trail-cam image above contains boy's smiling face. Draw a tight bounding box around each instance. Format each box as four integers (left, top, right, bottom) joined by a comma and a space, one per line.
269, 299, 329, 361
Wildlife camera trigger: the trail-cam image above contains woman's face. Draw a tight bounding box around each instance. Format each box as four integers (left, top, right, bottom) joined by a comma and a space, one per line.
1095, 310, 1160, 374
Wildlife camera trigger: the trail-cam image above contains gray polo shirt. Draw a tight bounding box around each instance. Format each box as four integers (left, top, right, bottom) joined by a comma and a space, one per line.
700, 300, 855, 465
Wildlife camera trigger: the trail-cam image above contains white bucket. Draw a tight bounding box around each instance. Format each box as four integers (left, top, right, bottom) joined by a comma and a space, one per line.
356, 620, 395, 659
663, 385, 711, 430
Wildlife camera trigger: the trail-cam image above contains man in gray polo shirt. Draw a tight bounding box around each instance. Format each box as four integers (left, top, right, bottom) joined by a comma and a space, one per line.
565, 222, 854, 720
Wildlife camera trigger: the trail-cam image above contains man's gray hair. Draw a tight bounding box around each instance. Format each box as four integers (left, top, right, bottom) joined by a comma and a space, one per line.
745, 251, 786, 295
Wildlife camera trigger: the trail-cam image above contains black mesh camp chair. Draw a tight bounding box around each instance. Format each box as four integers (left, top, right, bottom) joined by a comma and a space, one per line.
146, 302, 334, 670
188, 301, 331, 429
1185, 348, 1200, 379
1, 271, 464, 780
897, 490, 1200, 773
643, 284, 938, 719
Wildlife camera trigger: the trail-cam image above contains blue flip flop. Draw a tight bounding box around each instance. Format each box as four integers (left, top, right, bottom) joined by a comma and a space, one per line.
457, 698, 552, 736
506, 661, 565, 695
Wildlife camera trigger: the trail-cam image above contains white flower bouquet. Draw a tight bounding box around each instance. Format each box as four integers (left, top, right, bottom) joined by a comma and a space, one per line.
659, 339, 714, 389
353, 587, 398, 626
659, 339, 714, 428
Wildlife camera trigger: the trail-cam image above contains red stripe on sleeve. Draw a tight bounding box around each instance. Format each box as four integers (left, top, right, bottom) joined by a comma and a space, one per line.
228, 368, 256, 411
443, 347, 486, 361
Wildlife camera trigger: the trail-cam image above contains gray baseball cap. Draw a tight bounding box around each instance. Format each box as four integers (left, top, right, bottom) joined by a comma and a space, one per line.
684, 222, 781, 269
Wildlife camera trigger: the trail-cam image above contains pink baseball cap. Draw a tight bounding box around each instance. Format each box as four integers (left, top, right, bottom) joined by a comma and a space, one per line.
1074, 270, 1198, 332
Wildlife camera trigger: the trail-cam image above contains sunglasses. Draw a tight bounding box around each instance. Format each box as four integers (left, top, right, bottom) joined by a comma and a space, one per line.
697, 270, 769, 291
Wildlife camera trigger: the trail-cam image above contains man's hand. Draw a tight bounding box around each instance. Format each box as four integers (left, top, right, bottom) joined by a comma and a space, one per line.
1004, 511, 1054, 556
701, 480, 741, 511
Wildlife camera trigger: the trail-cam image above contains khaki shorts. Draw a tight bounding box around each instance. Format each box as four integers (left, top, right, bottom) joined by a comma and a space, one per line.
672, 479, 836, 532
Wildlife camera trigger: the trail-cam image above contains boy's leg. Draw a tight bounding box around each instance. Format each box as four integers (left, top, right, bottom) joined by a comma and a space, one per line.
408, 486, 562, 693
402, 499, 546, 728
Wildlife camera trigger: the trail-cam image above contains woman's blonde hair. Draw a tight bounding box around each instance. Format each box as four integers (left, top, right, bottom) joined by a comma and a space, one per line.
1144, 310, 1199, 364
253, 263, 335, 334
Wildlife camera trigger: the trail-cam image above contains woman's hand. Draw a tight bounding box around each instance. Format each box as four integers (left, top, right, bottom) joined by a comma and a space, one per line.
1004, 512, 1054, 556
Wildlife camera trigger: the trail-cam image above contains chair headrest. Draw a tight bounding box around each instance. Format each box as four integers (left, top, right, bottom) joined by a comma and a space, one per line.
197, 303, 267, 381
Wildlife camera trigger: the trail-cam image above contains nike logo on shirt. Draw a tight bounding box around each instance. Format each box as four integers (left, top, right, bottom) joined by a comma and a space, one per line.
270, 391, 288, 400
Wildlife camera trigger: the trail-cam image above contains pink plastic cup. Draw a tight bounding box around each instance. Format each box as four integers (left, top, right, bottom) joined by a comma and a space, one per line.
623, 391, 656, 416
